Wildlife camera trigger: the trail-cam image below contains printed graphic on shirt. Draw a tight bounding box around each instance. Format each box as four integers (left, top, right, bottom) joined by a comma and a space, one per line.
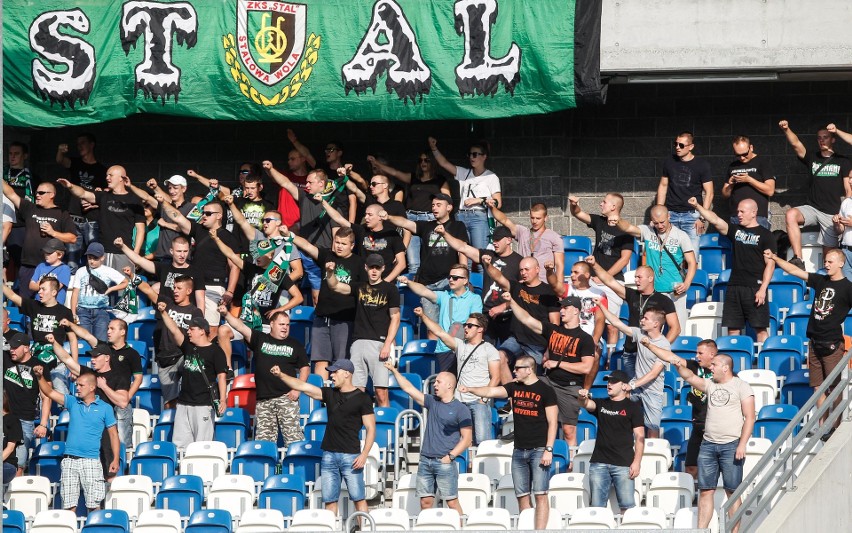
547, 331, 581, 357
709, 388, 732, 407
259, 342, 296, 357
733, 229, 761, 246
511, 388, 544, 417
358, 285, 389, 308
5, 365, 34, 389
814, 287, 835, 321
812, 162, 843, 177
169, 309, 195, 329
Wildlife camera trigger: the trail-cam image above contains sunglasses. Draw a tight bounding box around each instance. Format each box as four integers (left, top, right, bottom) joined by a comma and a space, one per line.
468, 151, 485, 157
325, 147, 339, 153
369, 181, 385, 187
673, 142, 690, 149
448, 274, 467, 281
734, 150, 750, 158
262, 217, 281, 223
463, 323, 481, 329
201, 211, 221, 217
35, 190, 51, 195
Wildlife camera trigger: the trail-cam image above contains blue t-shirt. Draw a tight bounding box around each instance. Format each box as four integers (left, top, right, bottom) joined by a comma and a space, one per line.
420, 394, 472, 458
63, 394, 116, 459
434, 289, 483, 352
33, 262, 72, 304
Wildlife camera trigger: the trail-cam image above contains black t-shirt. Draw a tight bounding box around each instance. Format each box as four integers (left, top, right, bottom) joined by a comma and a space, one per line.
415, 220, 470, 285
685, 360, 711, 427
406, 176, 447, 212
64, 158, 108, 219
541, 323, 596, 386
509, 281, 560, 348
177, 340, 227, 406
321, 387, 374, 454
802, 151, 852, 215
726, 156, 775, 218
352, 224, 405, 269
297, 191, 336, 248
351, 281, 400, 341
188, 222, 240, 286
248, 331, 309, 401
726, 224, 775, 288
93, 190, 145, 254
589, 397, 644, 466
155, 302, 204, 360
109, 343, 144, 378
153, 262, 198, 303
243, 263, 296, 319
588, 215, 634, 282
232, 197, 276, 251
3, 413, 23, 466
20, 298, 74, 347
314, 249, 365, 321
622, 288, 676, 353
17, 200, 77, 267
806, 274, 852, 342
503, 380, 558, 449
661, 156, 713, 213
79, 366, 131, 408
3, 353, 42, 419
480, 250, 522, 310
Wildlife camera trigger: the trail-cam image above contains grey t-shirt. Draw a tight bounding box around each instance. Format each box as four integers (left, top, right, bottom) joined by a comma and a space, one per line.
420, 395, 472, 459
454, 341, 500, 403
631, 327, 670, 397
703, 377, 754, 444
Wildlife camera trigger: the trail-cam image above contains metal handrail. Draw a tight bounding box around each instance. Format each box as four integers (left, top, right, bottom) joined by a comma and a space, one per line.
394, 409, 424, 477
346, 510, 376, 532
720, 347, 852, 532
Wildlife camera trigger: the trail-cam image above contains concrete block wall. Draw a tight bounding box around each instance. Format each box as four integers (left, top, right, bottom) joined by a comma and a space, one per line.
7, 80, 852, 239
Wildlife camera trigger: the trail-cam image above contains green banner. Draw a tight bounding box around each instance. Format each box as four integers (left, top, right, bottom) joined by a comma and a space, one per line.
3, 0, 576, 127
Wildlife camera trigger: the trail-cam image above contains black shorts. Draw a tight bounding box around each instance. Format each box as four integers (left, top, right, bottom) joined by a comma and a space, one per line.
685, 424, 705, 467
721, 285, 770, 329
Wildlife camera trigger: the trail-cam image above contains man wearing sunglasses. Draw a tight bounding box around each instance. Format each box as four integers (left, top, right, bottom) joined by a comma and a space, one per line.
128, 174, 198, 264
721, 136, 775, 230
3, 180, 76, 298
657, 131, 714, 253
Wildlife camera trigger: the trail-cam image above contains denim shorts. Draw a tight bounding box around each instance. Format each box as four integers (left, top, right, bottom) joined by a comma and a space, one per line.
497, 336, 546, 365
697, 439, 744, 491
511, 448, 550, 497
588, 462, 636, 510
321, 451, 366, 502
416, 456, 459, 499
301, 255, 323, 291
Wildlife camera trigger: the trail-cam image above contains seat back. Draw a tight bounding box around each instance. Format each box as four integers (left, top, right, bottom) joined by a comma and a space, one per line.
237, 509, 286, 532
7, 476, 52, 519
134, 509, 182, 533
186, 509, 233, 533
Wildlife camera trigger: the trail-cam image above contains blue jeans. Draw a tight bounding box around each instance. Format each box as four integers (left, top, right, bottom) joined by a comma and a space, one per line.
457, 209, 489, 253
321, 451, 366, 503
669, 210, 700, 254
697, 439, 744, 491
51, 363, 70, 396
497, 336, 546, 366
15, 419, 35, 470
67, 219, 99, 270
729, 215, 771, 230
115, 404, 134, 446
416, 456, 459, 499
77, 307, 110, 341
406, 211, 435, 277
466, 400, 493, 445
589, 462, 636, 509
842, 249, 852, 281
511, 448, 550, 497
301, 255, 323, 292
622, 351, 637, 380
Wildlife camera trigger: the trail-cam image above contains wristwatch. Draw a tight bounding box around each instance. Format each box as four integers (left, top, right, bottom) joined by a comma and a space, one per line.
448, 453, 456, 461
544, 446, 553, 452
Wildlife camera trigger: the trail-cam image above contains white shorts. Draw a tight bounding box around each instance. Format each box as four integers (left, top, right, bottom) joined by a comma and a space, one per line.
204, 285, 226, 326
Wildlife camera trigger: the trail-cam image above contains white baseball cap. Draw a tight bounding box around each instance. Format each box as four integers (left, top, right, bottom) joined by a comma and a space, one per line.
165, 175, 187, 187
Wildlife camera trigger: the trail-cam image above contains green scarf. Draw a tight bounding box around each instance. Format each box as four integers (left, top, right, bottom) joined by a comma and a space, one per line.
186, 185, 220, 222
239, 237, 295, 329
318, 175, 349, 219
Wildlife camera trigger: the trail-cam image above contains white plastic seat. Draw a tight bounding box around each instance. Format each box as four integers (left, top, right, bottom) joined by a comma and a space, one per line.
289, 509, 337, 532
645, 472, 695, 514
739, 370, 778, 412
181, 440, 229, 484
208, 474, 256, 519
5, 475, 52, 519
638, 439, 674, 489
363, 440, 384, 501
134, 509, 182, 533
685, 302, 723, 338
236, 509, 286, 533
463, 508, 511, 530
572, 439, 596, 474
413, 508, 460, 531
618, 506, 668, 529
370, 508, 412, 531
566, 506, 615, 529
493, 474, 519, 515
104, 474, 154, 518
471, 439, 513, 480
132, 408, 152, 448
743, 437, 773, 480
517, 507, 563, 529
673, 507, 719, 533
455, 473, 492, 511
30, 510, 77, 533
549, 473, 588, 518
392, 473, 423, 517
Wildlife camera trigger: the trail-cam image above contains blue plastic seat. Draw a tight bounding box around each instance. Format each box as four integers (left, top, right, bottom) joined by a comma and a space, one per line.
214, 407, 251, 449
125, 340, 148, 369
563, 235, 593, 255
299, 374, 325, 421
576, 408, 598, 445
660, 419, 692, 453
282, 440, 322, 483
549, 440, 571, 475
135, 374, 162, 416
755, 404, 800, 442
388, 372, 423, 412
398, 339, 439, 380
781, 370, 812, 409
671, 336, 702, 359
155, 475, 205, 518
81, 509, 130, 533
710, 269, 731, 302
687, 269, 711, 308
661, 405, 692, 422
258, 473, 307, 515
51, 409, 71, 441
394, 321, 416, 347
232, 440, 279, 483
152, 409, 176, 441
129, 441, 177, 485
303, 408, 328, 442
782, 302, 812, 336
186, 509, 233, 533
768, 269, 807, 316
289, 306, 315, 346
698, 233, 732, 273
716, 335, 755, 373
29, 441, 65, 482
371, 406, 402, 464
3, 510, 27, 533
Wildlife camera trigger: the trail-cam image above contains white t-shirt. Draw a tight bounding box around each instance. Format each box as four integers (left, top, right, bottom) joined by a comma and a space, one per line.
70, 264, 126, 309
454, 340, 500, 403
839, 198, 852, 246
455, 167, 501, 209
565, 284, 608, 338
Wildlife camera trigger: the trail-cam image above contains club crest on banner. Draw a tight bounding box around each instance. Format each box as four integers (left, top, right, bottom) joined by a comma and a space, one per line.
222, 1, 320, 106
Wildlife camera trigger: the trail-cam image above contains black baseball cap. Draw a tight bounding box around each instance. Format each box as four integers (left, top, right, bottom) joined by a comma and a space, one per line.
188, 317, 211, 333
365, 254, 385, 268
492, 226, 514, 241
559, 296, 583, 309
605, 370, 631, 384
8, 332, 31, 349
430, 193, 453, 203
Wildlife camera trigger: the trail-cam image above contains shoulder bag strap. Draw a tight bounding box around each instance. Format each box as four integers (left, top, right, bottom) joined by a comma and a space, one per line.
455, 341, 485, 390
